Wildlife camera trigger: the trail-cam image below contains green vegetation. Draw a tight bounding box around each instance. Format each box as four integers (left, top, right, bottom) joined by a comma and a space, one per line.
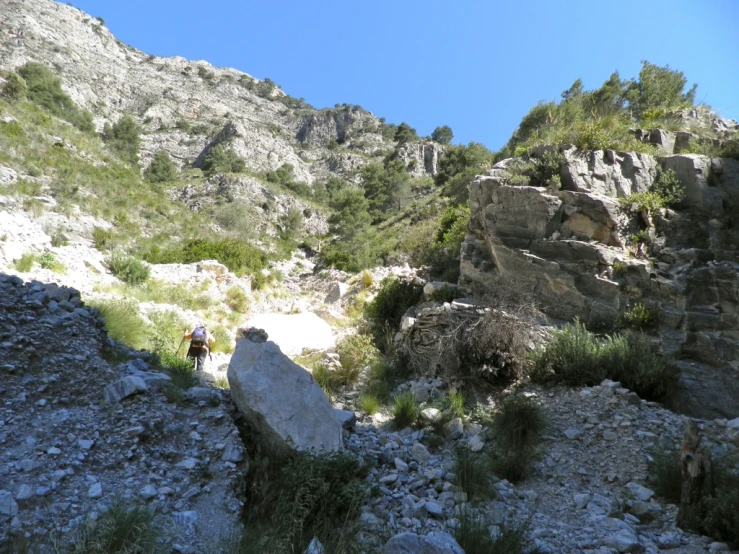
89, 299, 150, 350
431, 125, 453, 144
143, 238, 269, 276
323, 188, 376, 271
225, 286, 250, 313
426, 204, 469, 281
1, 71, 27, 101
361, 160, 411, 221
391, 391, 420, 429
653, 167, 685, 208
336, 335, 381, 379
144, 150, 178, 183
453, 448, 494, 501
530, 320, 677, 400
65, 501, 163, 554
14, 252, 37, 272
17, 62, 94, 132
454, 506, 532, 554
503, 61, 697, 156
237, 450, 368, 554
209, 325, 234, 354
647, 448, 682, 504
487, 396, 545, 482
13, 251, 65, 273
101, 280, 212, 312
364, 277, 424, 352
435, 142, 495, 203
103, 115, 141, 166
106, 252, 150, 285
620, 302, 660, 330
202, 144, 246, 177
359, 394, 380, 415
394, 122, 418, 145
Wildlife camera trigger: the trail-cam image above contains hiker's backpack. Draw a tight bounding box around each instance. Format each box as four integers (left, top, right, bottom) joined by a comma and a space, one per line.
191, 326, 207, 347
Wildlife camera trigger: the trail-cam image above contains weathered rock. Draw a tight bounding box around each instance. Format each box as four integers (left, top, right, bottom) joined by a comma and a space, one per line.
334, 409, 357, 430
0, 490, 19, 517
227, 336, 343, 454
103, 376, 148, 403
324, 282, 349, 304
384, 532, 464, 554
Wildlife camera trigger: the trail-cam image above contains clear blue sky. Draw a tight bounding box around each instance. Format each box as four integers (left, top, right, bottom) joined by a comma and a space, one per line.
67, 0, 738, 151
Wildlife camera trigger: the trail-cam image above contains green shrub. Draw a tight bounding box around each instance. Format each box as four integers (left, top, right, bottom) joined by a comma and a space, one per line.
392, 392, 419, 429
143, 238, 269, 276
699, 460, 739, 548
103, 115, 142, 166
360, 270, 374, 289
66, 501, 162, 554
426, 205, 469, 282
431, 125, 453, 144
106, 253, 150, 285
453, 448, 493, 501
210, 325, 234, 354
454, 506, 531, 554
492, 396, 545, 451
226, 286, 250, 313
51, 232, 69, 247
531, 321, 676, 401
620, 190, 665, 212
38, 252, 66, 273
2, 71, 27, 101
364, 277, 423, 351
215, 203, 258, 239
202, 144, 246, 177
359, 394, 380, 415
144, 150, 178, 183
92, 227, 114, 250
240, 450, 367, 553
17, 62, 95, 132
612, 260, 627, 276
336, 335, 381, 379
647, 448, 681, 504
311, 363, 335, 398
89, 299, 149, 350
440, 390, 466, 420
428, 285, 464, 303
14, 252, 36, 272
620, 302, 659, 330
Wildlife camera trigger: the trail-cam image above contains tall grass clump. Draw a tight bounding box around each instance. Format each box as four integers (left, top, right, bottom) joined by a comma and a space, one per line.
335, 335, 381, 387
359, 394, 381, 415
453, 447, 493, 501
454, 506, 532, 554
209, 325, 234, 354
89, 299, 150, 350
392, 392, 420, 429
488, 395, 545, 483
530, 320, 676, 401
225, 286, 250, 313
238, 450, 368, 554
106, 252, 150, 285
143, 238, 270, 276
65, 501, 163, 554
647, 448, 682, 504
14, 252, 37, 272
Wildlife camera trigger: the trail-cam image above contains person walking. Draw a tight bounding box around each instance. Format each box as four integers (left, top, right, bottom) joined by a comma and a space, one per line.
183, 323, 215, 371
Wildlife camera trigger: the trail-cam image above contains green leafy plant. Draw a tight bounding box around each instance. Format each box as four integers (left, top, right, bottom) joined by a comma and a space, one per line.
202, 144, 246, 177
620, 191, 664, 213
92, 227, 114, 250
106, 253, 150, 285
364, 277, 423, 352
225, 286, 250, 313
38, 252, 66, 273
14, 252, 37, 272
144, 150, 178, 183
654, 167, 685, 207
103, 115, 142, 166
620, 302, 660, 330
2, 71, 27, 101
336, 335, 381, 384
144, 238, 269, 276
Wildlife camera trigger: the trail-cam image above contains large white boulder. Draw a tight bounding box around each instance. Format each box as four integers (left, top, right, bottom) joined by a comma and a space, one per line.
246, 312, 335, 356
227, 335, 343, 454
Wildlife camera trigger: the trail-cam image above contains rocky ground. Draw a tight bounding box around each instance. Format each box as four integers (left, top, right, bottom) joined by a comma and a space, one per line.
0, 273, 245, 552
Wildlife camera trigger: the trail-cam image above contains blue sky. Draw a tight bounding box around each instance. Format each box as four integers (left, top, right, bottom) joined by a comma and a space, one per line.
67, 0, 738, 151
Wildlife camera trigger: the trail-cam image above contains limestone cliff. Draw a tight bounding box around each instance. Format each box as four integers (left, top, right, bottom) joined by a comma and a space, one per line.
461, 146, 739, 419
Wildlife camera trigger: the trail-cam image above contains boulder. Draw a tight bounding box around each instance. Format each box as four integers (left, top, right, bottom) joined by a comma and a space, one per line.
227, 336, 343, 454
334, 409, 357, 430
384, 532, 464, 554
324, 282, 349, 304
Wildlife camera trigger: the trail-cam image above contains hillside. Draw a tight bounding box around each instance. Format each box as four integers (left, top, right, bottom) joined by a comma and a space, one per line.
1, 0, 739, 553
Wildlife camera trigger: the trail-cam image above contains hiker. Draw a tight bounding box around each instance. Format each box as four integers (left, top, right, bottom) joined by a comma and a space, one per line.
183, 323, 215, 371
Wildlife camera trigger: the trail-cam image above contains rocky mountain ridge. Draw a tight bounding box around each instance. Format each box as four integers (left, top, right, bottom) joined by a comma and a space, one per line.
0, 0, 442, 186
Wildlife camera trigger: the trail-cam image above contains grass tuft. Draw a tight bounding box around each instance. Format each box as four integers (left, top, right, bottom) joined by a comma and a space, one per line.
391, 392, 420, 429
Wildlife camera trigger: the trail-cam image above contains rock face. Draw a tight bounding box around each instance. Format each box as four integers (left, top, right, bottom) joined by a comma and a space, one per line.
227, 332, 343, 454
461, 148, 739, 419
0, 0, 438, 187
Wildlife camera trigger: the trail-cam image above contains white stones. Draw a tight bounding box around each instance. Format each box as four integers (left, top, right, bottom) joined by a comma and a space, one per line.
176, 458, 198, 470
222, 443, 244, 463
0, 491, 18, 517
424, 501, 444, 518
394, 458, 408, 472
140, 485, 158, 499
574, 493, 591, 509
603, 430, 618, 441
303, 537, 326, 554
625, 482, 655, 502
420, 407, 442, 423
334, 409, 357, 430
384, 531, 464, 554
15, 485, 33, 502
563, 428, 581, 440
78, 439, 94, 450
604, 529, 640, 553
726, 417, 739, 429
380, 474, 399, 485
467, 434, 485, 452
409, 443, 431, 464
324, 282, 349, 304
87, 482, 103, 499
47, 446, 62, 456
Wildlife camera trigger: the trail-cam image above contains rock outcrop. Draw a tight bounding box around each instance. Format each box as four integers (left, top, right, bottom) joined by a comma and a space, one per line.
461, 147, 739, 419
227, 330, 343, 454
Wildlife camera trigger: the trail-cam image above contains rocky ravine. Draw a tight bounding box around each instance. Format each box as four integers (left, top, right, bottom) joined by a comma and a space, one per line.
461, 147, 739, 420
